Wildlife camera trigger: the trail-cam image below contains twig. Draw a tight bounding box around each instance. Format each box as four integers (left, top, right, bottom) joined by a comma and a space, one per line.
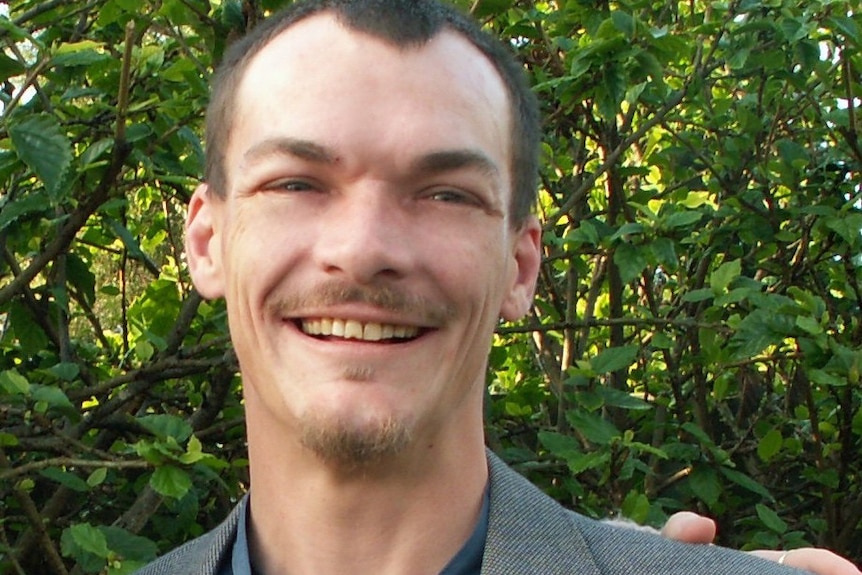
0, 457, 149, 482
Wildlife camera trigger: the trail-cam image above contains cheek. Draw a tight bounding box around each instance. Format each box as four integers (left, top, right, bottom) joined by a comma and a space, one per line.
429, 231, 511, 309
220, 209, 306, 302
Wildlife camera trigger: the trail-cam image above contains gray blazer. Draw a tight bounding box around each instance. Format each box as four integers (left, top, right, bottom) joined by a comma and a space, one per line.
134, 452, 811, 574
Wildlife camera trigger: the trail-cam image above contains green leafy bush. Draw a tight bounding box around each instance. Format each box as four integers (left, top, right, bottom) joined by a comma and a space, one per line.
0, 0, 859, 572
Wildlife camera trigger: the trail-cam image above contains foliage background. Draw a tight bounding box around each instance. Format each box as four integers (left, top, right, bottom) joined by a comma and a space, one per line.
0, 0, 859, 572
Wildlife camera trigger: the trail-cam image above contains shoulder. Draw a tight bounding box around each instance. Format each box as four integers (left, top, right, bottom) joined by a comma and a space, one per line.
573, 516, 816, 575
132, 498, 245, 575
482, 451, 811, 575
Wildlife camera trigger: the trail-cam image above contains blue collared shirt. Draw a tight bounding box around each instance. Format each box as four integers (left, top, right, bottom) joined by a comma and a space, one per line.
219, 488, 490, 575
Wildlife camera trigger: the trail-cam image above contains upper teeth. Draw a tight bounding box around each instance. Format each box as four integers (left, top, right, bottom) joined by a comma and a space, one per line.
301, 319, 419, 341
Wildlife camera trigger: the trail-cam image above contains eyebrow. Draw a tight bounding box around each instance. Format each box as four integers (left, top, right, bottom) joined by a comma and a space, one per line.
411, 149, 501, 181
242, 137, 338, 166
241, 137, 502, 182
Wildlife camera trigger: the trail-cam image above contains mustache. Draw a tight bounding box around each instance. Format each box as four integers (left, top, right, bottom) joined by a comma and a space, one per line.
268, 281, 456, 325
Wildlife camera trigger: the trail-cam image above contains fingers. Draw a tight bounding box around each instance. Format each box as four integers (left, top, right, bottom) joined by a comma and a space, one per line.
657, 511, 861, 575
659, 511, 717, 544
749, 548, 862, 575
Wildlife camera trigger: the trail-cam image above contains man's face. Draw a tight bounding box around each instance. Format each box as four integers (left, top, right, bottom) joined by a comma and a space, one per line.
186, 14, 540, 466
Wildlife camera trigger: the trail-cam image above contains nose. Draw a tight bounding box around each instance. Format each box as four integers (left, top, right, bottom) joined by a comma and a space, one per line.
312, 187, 412, 284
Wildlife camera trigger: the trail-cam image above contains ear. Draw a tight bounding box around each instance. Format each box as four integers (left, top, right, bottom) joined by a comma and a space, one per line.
185, 183, 226, 299
500, 216, 542, 322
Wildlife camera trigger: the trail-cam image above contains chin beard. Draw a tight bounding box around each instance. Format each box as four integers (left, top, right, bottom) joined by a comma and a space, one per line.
299, 414, 413, 469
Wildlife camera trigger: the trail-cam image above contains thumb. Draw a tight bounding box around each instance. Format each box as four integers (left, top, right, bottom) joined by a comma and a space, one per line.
660, 511, 717, 544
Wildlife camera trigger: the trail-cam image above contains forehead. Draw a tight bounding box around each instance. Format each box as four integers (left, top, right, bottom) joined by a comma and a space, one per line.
228, 13, 512, 187
238, 12, 507, 99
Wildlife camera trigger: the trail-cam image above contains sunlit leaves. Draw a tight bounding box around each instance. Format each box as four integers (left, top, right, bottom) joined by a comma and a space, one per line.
0, 1, 224, 572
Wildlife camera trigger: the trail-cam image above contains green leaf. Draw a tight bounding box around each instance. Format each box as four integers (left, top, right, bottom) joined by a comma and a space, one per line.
682, 422, 715, 447
689, 466, 721, 508
566, 410, 621, 445
598, 387, 651, 411
48, 362, 81, 381
572, 390, 604, 412
614, 243, 648, 284
757, 428, 783, 462
730, 309, 790, 359
0, 432, 19, 446
52, 41, 110, 67
101, 525, 159, 562
538, 430, 582, 460
620, 490, 651, 524
87, 467, 108, 487
728, 47, 751, 70
825, 213, 862, 248
681, 288, 714, 303
808, 369, 847, 387
149, 465, 193, 499
649, 237, 678, 268
221, 0, 246, 30
471, 0, 515, 18
67, 252, 97, 305
107, 217, 153, 265
138, 414, 193, 442
680, 192, 712, 209
720, 467, 774, 501
776, 139, 808, 168
610, 222, 646, 241
756, 504, 788, 534
31, 385, 76, 413
0, 369, 30, 396
795, 315, 822, 335
0, 52, 25, 81
565, 450, 611, 475
710, 259, 741, 294
0, 191, 51, 231
591, 345, 639, 375
8, 114, 73, 197
61, 523, 110, 559
179, 435, 208, 464
40, 467, 90, 492
135, 339, 155, 361
566, 220, 600, 246
611, 11, 635, 37
829, 15, 861, 45
9, 300, 49, 355
663, 211, 703, 229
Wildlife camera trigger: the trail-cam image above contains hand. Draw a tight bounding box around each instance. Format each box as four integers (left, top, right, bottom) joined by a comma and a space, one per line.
748, 550, 861, 575
661, 512, 861, 575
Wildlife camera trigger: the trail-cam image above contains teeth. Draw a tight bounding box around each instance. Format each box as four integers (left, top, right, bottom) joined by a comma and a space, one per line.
344, 320, 363, 339
300, 319, 419, 341
363, 323, 382, 341
331, 319, 345, 337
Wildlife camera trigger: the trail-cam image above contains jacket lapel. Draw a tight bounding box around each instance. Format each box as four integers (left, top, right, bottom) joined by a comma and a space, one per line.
481, 451, 604, 575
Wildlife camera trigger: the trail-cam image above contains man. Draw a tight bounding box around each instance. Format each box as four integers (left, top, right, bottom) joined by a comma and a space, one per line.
135, 1, 859, 573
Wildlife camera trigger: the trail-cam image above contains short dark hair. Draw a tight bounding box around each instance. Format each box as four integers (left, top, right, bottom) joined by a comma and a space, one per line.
205, 0, 540, 225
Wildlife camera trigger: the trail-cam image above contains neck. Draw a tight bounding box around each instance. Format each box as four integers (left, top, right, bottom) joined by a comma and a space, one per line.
244, 405, 488, 575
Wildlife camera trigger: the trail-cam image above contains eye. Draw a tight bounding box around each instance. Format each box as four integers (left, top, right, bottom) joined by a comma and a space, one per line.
425, 188, 482, 206
262, 179, 320, 193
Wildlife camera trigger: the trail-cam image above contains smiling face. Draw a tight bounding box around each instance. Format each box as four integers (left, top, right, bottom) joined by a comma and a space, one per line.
186, 13, 541, 468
